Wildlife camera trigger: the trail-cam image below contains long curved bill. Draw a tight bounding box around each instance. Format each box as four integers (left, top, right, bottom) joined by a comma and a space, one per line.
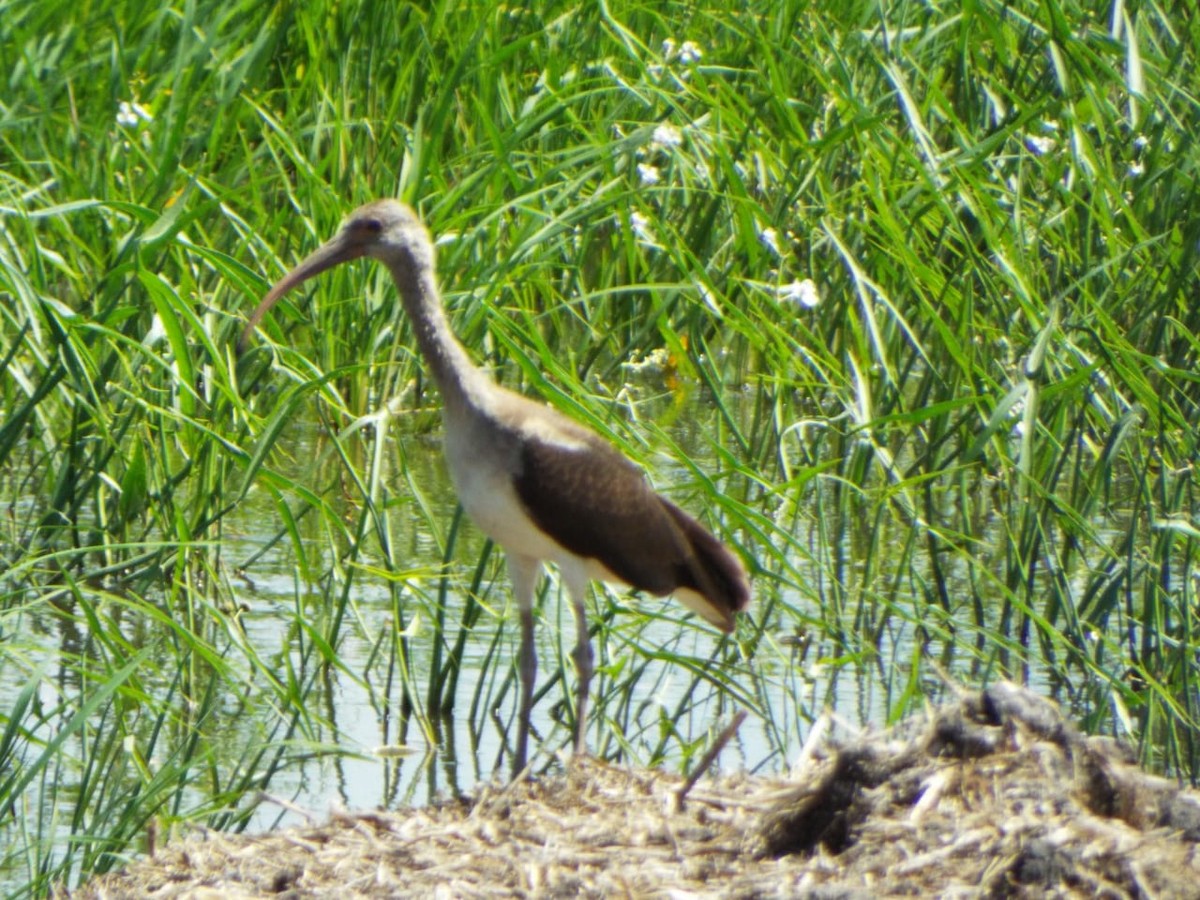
237, 235, 366, 354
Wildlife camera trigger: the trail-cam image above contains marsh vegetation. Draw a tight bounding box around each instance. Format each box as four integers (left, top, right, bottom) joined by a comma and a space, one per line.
2, 0, 1199, 894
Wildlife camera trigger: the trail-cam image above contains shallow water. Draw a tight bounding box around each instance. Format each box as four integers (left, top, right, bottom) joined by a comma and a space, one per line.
215, 394, 958, 828
0, 379, 1076, 887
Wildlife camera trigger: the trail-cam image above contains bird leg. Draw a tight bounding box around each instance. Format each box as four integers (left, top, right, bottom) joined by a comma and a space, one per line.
570, 590, 593, 756
508, 555, 540, 779
560, 566, 593, 757
515, 604, 536, 776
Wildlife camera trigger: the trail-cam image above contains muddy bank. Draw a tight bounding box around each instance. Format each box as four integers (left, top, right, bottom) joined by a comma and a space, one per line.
72, 684, 1200, 898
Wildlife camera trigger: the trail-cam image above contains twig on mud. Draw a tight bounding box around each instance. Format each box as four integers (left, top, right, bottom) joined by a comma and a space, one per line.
255, 791, 320, 825
674, 710, 748, 811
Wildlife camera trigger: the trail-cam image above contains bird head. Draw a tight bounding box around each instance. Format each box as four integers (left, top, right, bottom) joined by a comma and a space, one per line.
238, 199, 432, 353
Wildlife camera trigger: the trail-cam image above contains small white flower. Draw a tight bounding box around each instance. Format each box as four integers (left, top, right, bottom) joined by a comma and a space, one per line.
630, 211, 652, 239
116, 100, 152, 128
651, 124, 682, 148
1133, 134, 1149, 151
758, 225, 781, 257
116, 105, 138, 128
1128, 161, 1144, 177
1024, 134, 1055, 156
617, 211, 662, 249
678, 41, 703, 64
778, 278, 820, 308
662, 38, 676, 59
637, 163, 661, 186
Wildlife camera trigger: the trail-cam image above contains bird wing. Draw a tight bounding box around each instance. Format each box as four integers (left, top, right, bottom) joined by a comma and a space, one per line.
510, 419, 749, 625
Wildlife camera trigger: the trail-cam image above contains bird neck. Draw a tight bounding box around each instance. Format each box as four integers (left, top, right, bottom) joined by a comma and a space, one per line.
385, 255, 485, 412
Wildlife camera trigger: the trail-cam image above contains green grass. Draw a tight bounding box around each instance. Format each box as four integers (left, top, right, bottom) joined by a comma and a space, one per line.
3, 0, 1200, 893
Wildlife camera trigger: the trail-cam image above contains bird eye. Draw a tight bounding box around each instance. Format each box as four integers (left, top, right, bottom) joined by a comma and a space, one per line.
360, 218, 383, 235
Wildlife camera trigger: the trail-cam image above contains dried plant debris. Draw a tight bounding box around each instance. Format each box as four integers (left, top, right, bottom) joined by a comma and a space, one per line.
71, 684, 1200, 899
750, 682, 1200, 897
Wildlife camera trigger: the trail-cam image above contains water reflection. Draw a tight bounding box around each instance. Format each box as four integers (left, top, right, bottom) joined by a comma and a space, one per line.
0, 382, 1009, 885
219, 397, 791, 827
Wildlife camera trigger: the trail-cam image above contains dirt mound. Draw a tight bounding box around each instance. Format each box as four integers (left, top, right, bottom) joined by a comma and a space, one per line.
70, 684, 1200, 898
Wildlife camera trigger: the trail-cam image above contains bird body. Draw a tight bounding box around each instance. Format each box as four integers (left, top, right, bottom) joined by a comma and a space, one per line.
241, 200, 750, 775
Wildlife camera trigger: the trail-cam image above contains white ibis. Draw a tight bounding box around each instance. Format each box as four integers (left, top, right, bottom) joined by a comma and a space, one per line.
240, 200, 750, 775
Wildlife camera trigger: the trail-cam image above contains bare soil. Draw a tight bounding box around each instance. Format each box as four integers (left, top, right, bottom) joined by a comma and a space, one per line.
71, 683, 1200, 898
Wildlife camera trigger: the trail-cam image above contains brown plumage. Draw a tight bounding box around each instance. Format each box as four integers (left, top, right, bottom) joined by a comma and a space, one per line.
241, 200, 750, 776
513, 421, 746, 629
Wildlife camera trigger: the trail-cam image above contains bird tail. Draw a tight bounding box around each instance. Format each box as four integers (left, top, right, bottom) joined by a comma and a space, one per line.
660, 499, 751, 633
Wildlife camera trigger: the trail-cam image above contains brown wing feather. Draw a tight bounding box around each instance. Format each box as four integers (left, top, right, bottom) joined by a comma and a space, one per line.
658, 496, 751, 616
512, 427, 749, 622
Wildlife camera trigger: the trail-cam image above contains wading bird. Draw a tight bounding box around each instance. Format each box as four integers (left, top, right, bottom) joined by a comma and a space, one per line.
240, 200, 750, 776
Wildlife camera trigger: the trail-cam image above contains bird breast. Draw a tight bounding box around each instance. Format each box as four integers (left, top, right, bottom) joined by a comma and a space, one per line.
440, 401, 562, 562
440, 394, 630, 586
